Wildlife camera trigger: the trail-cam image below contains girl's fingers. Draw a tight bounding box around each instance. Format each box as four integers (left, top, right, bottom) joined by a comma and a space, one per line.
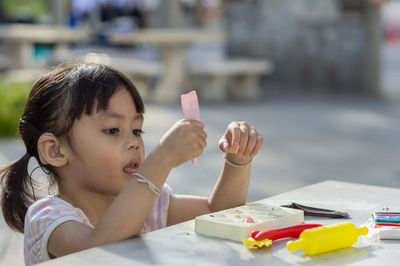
243, 128, 258, 157
196, 128, 207, 140
250, 134, 263, 157
230, 122, 241, 150
236, 123, 249, 156
219, 125, 232, 152
218, 137, 230, 152
222, 121, 263, 157
186, 119, 204, 129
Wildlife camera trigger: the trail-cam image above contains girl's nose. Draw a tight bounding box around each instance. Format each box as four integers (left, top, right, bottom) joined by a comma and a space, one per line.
127, 136, 139, 151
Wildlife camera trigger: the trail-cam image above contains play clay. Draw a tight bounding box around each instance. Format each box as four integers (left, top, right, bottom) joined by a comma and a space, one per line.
181, 90, 200, 165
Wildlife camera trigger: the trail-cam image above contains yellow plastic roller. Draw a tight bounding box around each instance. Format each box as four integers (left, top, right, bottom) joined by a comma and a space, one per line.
286, 222, 368, 256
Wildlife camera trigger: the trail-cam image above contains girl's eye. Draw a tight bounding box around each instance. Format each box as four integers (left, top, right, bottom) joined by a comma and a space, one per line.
105, 128, 119, 135
133, 129, 144, 137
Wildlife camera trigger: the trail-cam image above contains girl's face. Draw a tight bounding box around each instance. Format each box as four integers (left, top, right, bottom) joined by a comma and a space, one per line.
65, 89, 145, 196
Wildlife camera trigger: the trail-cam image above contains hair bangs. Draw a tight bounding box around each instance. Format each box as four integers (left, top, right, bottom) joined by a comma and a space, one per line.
68, 64, 145, 121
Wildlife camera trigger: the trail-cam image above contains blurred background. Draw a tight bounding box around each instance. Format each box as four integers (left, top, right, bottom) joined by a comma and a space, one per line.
0, 0, 400, 265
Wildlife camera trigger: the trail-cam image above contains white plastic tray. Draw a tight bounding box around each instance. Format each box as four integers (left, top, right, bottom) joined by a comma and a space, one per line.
195, 203, 304, 241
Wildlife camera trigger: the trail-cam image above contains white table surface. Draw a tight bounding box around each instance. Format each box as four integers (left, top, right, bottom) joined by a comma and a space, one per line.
0, 23, 92, 69
110, 29, 226, 45
0, 23, 92, 43
41, 180, 400, 265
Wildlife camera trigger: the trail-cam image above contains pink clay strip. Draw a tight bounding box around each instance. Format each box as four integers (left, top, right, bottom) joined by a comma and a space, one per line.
181, 90, 200, 165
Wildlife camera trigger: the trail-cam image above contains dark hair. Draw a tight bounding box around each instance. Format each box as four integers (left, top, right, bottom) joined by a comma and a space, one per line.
0, 63, 144, 233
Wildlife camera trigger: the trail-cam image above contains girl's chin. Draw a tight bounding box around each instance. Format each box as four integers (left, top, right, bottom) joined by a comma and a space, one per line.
129, 171, 138, 176
122, 170, 138, 177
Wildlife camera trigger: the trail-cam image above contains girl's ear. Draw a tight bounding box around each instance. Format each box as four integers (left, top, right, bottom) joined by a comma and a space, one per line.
37, 133, 68, 167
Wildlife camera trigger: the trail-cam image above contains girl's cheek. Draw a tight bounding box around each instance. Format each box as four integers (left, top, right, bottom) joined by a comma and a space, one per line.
139, 140, 145, 157
140, 148, 145, 161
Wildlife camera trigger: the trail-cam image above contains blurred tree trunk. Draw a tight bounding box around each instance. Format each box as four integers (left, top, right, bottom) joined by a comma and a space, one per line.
194, 0, 206, 27
157, 0, 182, 28
0, 1, 6, 22
49, 0, 71, 25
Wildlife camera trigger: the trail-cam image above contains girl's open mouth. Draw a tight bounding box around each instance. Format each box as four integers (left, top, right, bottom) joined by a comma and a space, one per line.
123, 159, 140, 175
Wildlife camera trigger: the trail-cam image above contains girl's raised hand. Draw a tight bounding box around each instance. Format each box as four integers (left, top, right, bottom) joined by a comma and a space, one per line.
218, 121, 263, 160
158, 119, 207, 168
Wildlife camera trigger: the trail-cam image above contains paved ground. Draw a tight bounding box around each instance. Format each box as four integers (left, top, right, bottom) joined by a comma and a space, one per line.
1, 43, 400, 265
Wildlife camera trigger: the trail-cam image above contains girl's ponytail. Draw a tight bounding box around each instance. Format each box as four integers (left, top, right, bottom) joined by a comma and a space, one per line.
1, 152, 35, 233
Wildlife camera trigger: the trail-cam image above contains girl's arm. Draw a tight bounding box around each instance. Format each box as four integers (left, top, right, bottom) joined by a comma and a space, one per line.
47, 120, 207, 258
167, 121, 263, 226
48, 150, 172, 257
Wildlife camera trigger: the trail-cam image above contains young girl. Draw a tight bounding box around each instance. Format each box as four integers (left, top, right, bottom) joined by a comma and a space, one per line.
0, 63, 263, 265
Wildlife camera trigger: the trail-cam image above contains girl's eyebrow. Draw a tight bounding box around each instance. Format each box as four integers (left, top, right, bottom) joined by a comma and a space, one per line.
99, 111, 144, 120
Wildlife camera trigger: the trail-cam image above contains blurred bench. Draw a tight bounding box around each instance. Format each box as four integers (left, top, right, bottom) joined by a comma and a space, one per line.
189, 59, 273, 102
111, 58, 162, 102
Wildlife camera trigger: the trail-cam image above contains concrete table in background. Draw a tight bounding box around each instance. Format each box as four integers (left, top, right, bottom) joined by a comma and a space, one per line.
110, 29, 226, 103
0, 23, 92, 69
42, 180, 400, 265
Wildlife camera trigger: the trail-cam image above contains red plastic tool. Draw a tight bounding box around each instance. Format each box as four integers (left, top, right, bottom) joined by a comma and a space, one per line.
251, 223, 323, 241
